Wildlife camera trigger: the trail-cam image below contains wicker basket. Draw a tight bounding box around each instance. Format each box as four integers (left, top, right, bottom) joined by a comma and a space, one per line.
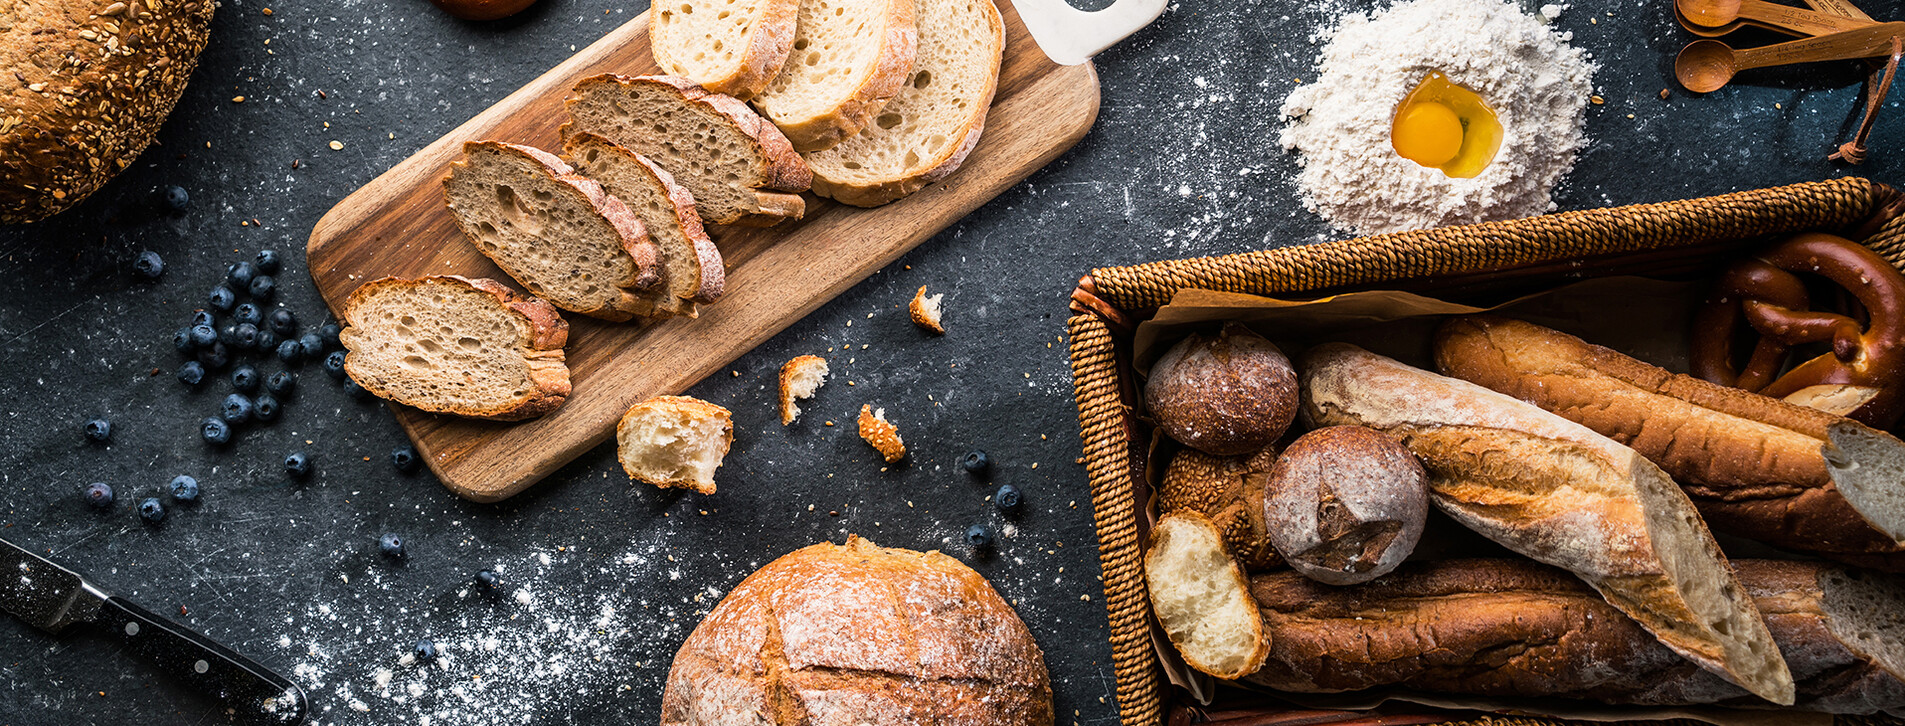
1065, 177, 1905, 726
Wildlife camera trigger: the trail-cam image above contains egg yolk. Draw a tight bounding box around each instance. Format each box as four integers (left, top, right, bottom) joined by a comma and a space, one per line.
1390, 71, 1502, 178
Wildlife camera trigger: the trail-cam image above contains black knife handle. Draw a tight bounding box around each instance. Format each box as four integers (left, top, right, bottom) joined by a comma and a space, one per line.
95, 595, 309, 725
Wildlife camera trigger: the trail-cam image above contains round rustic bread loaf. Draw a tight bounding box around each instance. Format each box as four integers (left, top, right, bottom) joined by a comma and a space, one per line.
1, 0, 215, 223
661, 536, 1054, 726
1145, 323, 1298, 456
1264, 425, 1427, 585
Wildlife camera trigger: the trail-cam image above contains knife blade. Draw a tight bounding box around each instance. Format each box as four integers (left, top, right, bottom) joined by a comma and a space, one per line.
0, 537, 309, 725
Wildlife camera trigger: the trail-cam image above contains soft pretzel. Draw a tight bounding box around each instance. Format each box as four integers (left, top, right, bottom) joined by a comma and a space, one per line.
1690, 233, 1905, 428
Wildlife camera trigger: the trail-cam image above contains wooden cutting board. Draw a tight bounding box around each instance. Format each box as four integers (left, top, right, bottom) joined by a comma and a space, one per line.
306, 0, 1099, 502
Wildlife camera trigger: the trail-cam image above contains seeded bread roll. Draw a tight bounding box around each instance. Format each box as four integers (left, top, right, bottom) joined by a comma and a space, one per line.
1144, 512, 1270, 679
1145, 323, 1298, 457
751, 0, 917, 151
563, 132, 725, 319
2, 0, 215, 223
650, 0, 799, 100
1264, 425, 1427, 585
340, 276, 570, 421
1157, 447, 1283, 571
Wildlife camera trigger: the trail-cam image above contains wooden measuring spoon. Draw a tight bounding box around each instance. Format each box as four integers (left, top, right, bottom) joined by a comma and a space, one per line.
1677, 21, 1905, 92
1678, 0, 1870, 36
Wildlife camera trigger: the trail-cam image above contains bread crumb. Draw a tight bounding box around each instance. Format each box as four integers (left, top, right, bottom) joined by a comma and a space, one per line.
777, 355, 829, 425
857, 405, 906, 463
909, 285, 945, 334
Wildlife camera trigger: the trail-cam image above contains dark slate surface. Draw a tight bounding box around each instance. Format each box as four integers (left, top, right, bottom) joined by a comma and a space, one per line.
2, 0, 1903, 723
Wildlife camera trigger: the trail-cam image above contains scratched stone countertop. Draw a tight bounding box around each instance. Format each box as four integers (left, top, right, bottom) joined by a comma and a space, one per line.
3, 0, 1904, 724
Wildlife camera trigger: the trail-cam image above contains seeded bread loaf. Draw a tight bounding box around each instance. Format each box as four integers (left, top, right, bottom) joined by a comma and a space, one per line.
1157, 447, 1283, 571
444, 141, 660, 321
1, 0, 215, 223
339, 276, 571, 421
751, 0, 917, 151
650, 0, 799, 100
618, 395, 734, 495
802, 0, 1003, 207
564, 74, 811, 227
564, 132, 724, 319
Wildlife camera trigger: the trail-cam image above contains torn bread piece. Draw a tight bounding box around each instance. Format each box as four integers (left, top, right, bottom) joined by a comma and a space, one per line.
1145, 512, 1270, 679
910, 285, 945, 334
779, 354, 830, 425
858, 404, 906, 462
618, 395, 735, 495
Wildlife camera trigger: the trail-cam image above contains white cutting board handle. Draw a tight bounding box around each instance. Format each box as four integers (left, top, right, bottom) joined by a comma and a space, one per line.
1015, 0, 1169, 65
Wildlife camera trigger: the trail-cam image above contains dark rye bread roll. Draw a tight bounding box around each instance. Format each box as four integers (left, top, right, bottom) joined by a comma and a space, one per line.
1247, 558, 1905, 714
662, 536, 1053, 725
2, 0, 215, 223
1145, 323, 1298, 456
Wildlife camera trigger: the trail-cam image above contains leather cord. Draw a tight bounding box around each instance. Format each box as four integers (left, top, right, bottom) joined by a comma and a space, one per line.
1830, 35, 1904, 165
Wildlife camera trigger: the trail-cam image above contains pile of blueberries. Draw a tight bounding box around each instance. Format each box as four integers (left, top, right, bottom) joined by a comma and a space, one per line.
960, 450, 1021, 553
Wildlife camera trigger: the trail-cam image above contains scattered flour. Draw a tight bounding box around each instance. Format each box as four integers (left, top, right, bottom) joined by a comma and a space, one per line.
1280, 0, 1596, 235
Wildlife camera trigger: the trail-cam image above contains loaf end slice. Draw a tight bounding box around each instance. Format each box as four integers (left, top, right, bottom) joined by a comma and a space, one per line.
650, 0, 800, 100
564, 133, 726, 318
1145, 512, 1270, 679
340, 276, 571, 421
778, 354, 829, 424
751, 0, 918, 151
618, 395, 734, 495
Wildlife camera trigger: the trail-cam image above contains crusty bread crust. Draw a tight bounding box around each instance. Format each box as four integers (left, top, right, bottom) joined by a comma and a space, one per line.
777, 354, 828, 425
858, 404, 906, 462
341, 275, 571, 421
909, 285, 946, 334
1, 0, 216, 223
754, 0, 918, 152
563, 132, 726, 315
650, 0, 799, 100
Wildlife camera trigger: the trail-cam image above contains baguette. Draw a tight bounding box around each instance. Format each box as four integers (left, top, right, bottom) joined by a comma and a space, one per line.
1434, 315, 1905, 570
1247, 558, 1905, 714
1298, 343, 1794, 705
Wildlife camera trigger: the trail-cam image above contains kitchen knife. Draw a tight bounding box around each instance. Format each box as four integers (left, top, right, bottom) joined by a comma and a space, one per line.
0, 537, 308, 725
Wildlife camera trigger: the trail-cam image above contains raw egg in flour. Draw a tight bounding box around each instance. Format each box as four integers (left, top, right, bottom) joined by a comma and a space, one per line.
1390, 71, 1502, 178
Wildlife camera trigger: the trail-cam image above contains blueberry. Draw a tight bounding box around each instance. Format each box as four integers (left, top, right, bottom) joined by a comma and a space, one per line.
200, 417, 232, 445
191, 310, 217, 328
276, 339, 305, 365
253, 394, 281, 423
320, 323, 342, 349
220, 393, 253, 424
391, 445, 421, 474
226, 261, 255, 290
284, 451, 311, 478
475, 569, 500, 589
138, 497, 165, 523
217, 324, 239, 346
232, 323, 260, 351
173, 327, 198, 354
169, 475, 200, 502
267, 308, 297, 336
83, 418, 112, 443
962, 450, 990, 473
177, 361, 207, 386
132, 250, 165, 280
254, 249, 281, 274
254, 328, 279, 353
196, 342, 230, 370
378, 533, 405, 558
248, 275, 276, 301
266, 370, 297, 397
160, 185, 190, 212
299, 333, 325, 359
323, 350, 348, 379
342, 378, 373, 400
414, 639, 436, 660
83, 482, 114, 509
230, 365, 260, 393
994, 484, 1022, 512
964, 524, 993, 550
189, 324, 219, 348
208, 285, 236, 312
234, 303, 262, 326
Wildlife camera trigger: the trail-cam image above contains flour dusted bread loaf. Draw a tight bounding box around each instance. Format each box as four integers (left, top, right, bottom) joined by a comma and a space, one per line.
661, 536, 1053, 725
802, 0, 1003, 206
1144, 513, 1269, 679
751, 0, 917, 151
618, 395, 734, 495
1, 0, 215, 223
564, 74, 811, 227
340, 276, 570, 421
650, 0, 799, 100
1435, 315, 1905, 570
444, 141, 660, 321
1145, 323, 1299, 457
564, 133, 724, 319
1298, 342, 1795, 705
1264, 425, 1427, 586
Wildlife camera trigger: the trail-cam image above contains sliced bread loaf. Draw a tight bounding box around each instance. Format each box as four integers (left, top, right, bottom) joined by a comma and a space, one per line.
444, 141, 660, 321
564, 133, 725, 319
802, 0, 1003, 207
564, 74, 812, 227
750, 0, 918, 152
340, 276, 571, 421
618, 395, 734, 495
650, 0, 799, 100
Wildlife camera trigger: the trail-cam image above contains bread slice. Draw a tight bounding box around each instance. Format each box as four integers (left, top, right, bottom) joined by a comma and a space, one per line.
617, 395, 734, 495
750, 0, 917, 151
801, 0, 1003, 207
778, 354, 829, 424
858, 404, 905, 462
1298, 342, 1796, 705
564, 133, 725, 319
339, 276, 571, 421
649, 0, 800, 100
564, 74, 812, 227
909, 284, 945, 334
1144, 512, 1270, 680
444, 141, 660, 322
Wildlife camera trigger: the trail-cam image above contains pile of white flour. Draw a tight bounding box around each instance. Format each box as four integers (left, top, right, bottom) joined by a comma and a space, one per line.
1280, 0, 1596, 236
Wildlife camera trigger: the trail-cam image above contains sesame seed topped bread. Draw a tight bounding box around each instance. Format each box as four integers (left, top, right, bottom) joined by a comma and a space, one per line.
802, 0, 1002, 207
750, 0, 918, 152
650, 0, 799, 100
564, 74, 812, 227
444, 141, 661, 322
618, 395, 734, 495
661, 536, 1054, 726
1, 0, 216, 223
858, 404, 905, 462
564, 132, 724, 319
339, 276, 571, 421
